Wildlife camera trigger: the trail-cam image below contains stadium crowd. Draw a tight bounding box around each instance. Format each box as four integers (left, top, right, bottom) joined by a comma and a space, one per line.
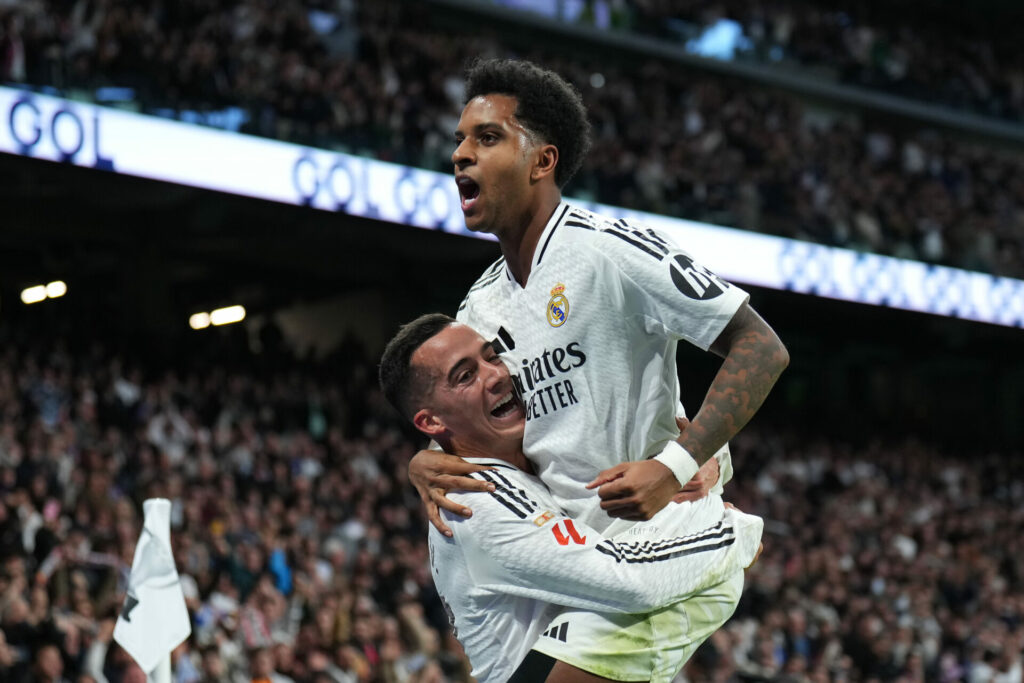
617, 0, 1024, 123
0, 325, 1022, 682
2, 1, 1023, 278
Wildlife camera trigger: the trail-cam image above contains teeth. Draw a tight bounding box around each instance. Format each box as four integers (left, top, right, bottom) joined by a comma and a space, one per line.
491, 392, 516, 416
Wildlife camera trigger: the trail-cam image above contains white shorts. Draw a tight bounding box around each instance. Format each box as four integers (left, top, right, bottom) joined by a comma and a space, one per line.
531, 567, 744, 682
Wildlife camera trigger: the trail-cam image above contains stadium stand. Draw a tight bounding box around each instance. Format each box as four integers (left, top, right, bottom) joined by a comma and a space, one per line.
1, 1, 1023, 277
1, 1, 1023, 682
555, 0, 1024, 123
0, 321, 1021, 681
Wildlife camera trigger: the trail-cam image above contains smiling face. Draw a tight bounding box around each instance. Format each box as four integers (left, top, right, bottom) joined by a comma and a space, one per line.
452, 94, 545, 239
410, 323, 525, 457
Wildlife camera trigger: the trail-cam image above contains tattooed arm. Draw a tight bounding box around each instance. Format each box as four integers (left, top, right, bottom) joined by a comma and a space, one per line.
589, 303, 788, 520
678, 303, 789, 464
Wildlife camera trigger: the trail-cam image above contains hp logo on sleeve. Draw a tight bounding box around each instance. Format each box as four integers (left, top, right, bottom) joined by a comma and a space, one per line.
669, 253, 727, 300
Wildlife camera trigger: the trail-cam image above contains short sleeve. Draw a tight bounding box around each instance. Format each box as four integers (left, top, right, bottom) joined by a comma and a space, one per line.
593, 219, 749, 350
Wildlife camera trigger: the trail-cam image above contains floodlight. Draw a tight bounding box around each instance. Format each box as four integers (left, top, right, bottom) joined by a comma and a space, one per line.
189, 312, 211, 330
45, 281, 67, 298
210, 305, 245, 326
21, 285, 47, 304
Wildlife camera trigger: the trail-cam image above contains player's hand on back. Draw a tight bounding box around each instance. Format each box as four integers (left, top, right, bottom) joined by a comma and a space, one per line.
586, 459, 679, 521
672, 457, 720, 504
724, 502, 764, 569
408, 449, 496, 537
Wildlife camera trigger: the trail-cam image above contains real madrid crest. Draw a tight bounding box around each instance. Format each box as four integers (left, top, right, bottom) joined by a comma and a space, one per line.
547, 283, 569, 327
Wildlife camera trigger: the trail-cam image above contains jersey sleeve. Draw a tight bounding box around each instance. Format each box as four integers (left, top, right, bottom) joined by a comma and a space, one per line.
592, 218, 749, 351
448, 470, 762, 614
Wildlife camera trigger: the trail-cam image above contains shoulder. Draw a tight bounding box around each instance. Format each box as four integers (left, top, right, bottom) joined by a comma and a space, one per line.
457, 256, 507, 315
558, 206, 673, 263
447, 464, 548, 522
469, 257, 507, 293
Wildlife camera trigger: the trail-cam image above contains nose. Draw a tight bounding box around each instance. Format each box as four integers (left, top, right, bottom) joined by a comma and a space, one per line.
481, 359, 506, 393
452, 139, 472, 169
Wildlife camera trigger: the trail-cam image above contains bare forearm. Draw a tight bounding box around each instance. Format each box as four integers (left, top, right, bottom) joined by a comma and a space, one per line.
681, 314, 789, 464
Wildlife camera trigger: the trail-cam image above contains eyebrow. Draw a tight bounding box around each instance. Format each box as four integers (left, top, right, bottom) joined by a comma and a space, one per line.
445, 341, 495, 385
454, 122, 503, 138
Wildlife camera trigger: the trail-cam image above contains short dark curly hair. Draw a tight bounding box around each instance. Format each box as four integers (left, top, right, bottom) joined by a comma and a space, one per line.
465, 58, 592, 189
379, 313, 457, 420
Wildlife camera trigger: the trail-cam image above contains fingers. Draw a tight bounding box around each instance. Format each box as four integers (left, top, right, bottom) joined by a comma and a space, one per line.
429, 489, 473, 519
444, 460, 498, 475
674, 416, 690, 431
600, 498, 654, 521
586, 463, 628, 489
597, 484, 648, 518
672, 490, 701, 504
437, 474, 496, 493
424, 481, 489, 538
426, 502, 453, 538
678, 478, 701, 492
595, 476, 631, 501
705, 458, 721, 488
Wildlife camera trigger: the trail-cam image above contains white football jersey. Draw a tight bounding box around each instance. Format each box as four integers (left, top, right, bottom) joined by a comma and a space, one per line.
457, 202, 749, 531
429, 459, 764, 683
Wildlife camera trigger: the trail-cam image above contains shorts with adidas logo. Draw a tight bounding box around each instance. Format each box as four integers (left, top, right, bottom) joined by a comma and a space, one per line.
531, 571, 744, 682
531, 497, 746, 682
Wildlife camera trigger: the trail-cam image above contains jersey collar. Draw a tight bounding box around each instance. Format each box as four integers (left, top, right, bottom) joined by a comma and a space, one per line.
503, 202, 572, 286
461, 457, 521, 471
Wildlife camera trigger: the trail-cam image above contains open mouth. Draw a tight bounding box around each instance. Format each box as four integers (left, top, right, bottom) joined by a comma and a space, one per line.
457, 176, 480, 211
490, 391, 519, 418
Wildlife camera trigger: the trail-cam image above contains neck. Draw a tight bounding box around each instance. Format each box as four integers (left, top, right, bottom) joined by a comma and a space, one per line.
499, 190, 561, 287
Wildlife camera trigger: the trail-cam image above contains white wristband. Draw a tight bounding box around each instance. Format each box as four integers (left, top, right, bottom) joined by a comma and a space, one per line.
652, 441, 700, 488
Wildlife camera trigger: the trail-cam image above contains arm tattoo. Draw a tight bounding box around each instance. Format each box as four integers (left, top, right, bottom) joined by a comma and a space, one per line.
680, 311, 789, 465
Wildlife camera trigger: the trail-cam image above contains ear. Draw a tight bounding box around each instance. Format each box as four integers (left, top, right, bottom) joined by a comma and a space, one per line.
412, 408, 448, 439
531, 144, 559, 182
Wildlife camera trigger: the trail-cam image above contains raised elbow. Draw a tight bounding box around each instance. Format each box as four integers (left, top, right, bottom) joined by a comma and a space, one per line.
775, 339, 790, 373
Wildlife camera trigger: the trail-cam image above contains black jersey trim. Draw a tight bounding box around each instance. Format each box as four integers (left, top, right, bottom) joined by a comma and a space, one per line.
535, 204, 571, 267
596, 536, 737, 563
601, 228, 665, 261
485, 257, 506, 276
611, 221, 670, 255
480, 470, 538, 513
484, 488, 529, 519
466, 461, 519, 471
470, 267, 505, 293
643, 227, 671, 249
594, 523, 734, 563
565, 214, 668, 261
465, 257, 507, 296
474, 471, 535, 519
605, 523, 732, 557
564, 219, 596, 231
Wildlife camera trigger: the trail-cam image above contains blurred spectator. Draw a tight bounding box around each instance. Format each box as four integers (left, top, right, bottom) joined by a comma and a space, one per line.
624, 0, 1024, 123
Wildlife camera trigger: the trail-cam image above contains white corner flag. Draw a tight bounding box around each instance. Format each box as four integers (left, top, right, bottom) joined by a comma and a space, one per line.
114, 498, 191, 680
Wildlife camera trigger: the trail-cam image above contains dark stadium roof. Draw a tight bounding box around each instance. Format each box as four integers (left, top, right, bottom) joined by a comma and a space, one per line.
0, 152, 499, 329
